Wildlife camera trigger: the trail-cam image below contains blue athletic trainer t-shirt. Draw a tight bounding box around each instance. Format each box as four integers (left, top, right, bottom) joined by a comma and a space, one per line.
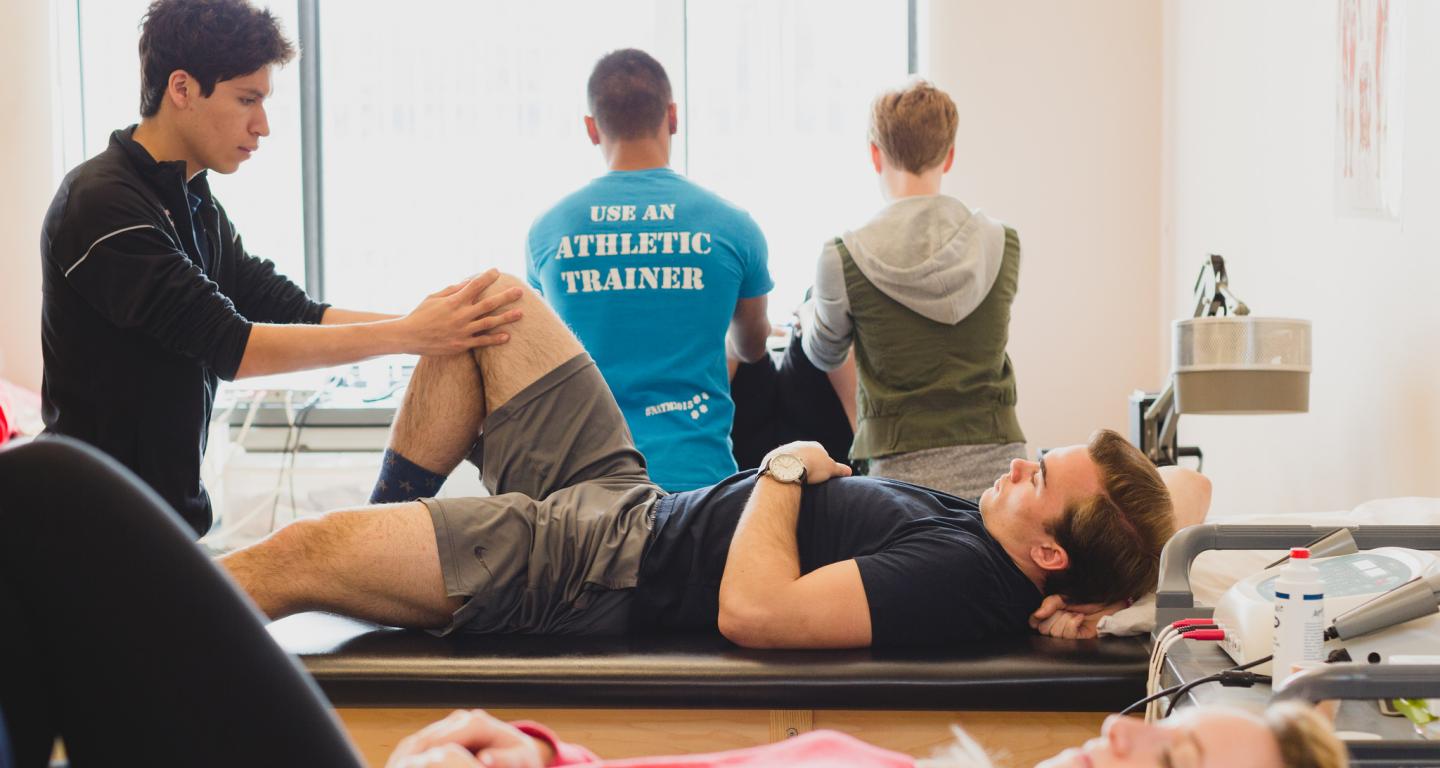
527, 168, 772, 492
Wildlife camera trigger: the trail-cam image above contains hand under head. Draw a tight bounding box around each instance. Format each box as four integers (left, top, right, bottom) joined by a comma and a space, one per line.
980, 430, 1174, 608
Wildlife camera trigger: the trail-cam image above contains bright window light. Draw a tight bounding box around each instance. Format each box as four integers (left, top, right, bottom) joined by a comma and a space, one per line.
317, 0, 683, 312
685, 0, 908, 313
74, 0, 306, 288
70, 1, 907, 321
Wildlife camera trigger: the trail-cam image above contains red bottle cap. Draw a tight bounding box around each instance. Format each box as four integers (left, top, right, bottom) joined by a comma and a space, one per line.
1290, 547, 1311, 559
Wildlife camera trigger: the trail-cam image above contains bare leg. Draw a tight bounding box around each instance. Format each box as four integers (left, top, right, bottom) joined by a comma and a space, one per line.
468, 274, 585, 416
387, 274, 584, 474
223, 502, 458, 625
385, 350, 488, 475
224, 274, 588, 627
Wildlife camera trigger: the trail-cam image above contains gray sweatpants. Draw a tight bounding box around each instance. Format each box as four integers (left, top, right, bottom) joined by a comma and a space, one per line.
866, 442, 1028, 500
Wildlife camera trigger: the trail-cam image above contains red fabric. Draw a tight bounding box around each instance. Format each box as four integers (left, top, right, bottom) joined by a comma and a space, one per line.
0, 379, 39, 444
532, 729, 916, 768
515, 721, 602, 765
0, 383, 12, 445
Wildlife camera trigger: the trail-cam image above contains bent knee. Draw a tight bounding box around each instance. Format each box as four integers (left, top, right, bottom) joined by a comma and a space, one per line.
263, 505, 397, 566
483, 271, 540, 304
254, 516, 328, 574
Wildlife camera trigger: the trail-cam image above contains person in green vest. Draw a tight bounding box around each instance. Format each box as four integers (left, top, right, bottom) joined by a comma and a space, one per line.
801, 79, 1025, 499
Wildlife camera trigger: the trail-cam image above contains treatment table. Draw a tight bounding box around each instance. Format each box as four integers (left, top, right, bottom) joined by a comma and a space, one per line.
271, 612, 1150, 766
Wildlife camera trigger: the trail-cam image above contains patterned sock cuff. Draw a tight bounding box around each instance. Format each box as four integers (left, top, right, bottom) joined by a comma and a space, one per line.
369, 449, 447, 504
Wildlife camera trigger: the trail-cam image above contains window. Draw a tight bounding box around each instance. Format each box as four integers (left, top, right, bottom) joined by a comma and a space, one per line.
315, 1, 685, 312
72, 0, 307, 285
70, 1, 908, 320
684, 0, 909, 311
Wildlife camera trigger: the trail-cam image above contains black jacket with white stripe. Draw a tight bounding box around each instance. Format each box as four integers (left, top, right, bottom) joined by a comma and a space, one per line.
39, 126, 327, 537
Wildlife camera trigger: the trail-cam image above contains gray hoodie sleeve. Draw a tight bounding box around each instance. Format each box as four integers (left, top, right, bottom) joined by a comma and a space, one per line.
801, 239, 853, 371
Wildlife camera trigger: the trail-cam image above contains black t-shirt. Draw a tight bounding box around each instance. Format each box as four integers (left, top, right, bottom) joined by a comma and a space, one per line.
630, 470, 1043, 645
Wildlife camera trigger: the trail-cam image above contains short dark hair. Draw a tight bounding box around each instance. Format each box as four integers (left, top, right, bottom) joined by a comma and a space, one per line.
138, 0, 296, 118
586, 49, 672, 141
1044, 429, 1175, 605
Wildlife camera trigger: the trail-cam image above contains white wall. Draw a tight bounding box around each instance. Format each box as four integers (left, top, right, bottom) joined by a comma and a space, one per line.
1161, 0, 1440, 516
0, 0, 56, 392
923, 0, 1166, 454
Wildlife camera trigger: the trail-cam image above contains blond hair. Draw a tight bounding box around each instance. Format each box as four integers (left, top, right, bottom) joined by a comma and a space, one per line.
1265, 702, 1350, 768
915, 726, 995, 768
869, 79, 959, 174
1045, 429, 1175, 605
916, 704, 1347, 768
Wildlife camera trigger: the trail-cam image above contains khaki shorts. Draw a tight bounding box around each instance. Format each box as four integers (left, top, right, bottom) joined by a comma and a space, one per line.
421, 353, 662, 635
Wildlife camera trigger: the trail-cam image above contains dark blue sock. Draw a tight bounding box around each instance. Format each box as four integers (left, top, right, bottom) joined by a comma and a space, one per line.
369, 449, 447, 504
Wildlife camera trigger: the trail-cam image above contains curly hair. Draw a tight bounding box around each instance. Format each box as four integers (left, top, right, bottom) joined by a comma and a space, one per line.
138, 0, 296, 117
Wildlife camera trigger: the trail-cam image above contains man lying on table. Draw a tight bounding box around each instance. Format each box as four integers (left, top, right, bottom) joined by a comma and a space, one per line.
223, 272, 1209, 648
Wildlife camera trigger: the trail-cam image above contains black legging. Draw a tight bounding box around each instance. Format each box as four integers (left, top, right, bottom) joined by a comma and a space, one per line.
0, 437, 364, 768
730, 332, 854, 471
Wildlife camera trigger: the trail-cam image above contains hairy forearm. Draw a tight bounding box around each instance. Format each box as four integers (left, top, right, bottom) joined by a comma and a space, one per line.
719, 478, 803, 620
234, 321, 404, 379
322, 307, 400, 325
716, 443, 865, 649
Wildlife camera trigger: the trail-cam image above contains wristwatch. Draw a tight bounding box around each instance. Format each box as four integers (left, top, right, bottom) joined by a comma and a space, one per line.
759, 452, 807, 485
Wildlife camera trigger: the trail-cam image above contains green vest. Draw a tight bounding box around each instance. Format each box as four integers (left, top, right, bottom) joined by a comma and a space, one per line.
841, 226, 1025, 460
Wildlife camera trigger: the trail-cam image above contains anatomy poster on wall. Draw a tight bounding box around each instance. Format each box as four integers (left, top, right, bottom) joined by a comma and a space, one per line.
1335, 0, 1405, 219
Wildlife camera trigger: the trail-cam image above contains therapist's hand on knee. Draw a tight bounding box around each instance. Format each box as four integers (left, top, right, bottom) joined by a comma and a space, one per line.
387, 709, 554, 768
400, 270, 526, 356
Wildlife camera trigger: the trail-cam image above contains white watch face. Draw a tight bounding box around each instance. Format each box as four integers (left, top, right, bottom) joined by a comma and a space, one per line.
768, 453, 806, 484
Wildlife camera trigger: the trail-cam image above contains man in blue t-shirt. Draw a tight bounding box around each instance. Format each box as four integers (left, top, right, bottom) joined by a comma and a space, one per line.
527, 49, 772, 492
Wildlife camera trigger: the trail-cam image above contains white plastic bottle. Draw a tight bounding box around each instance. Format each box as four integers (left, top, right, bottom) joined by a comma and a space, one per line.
1272, 547, 1326, 681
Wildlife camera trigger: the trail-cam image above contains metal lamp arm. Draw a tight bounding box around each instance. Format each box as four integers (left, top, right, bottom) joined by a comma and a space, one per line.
1192, 254, 1250, 318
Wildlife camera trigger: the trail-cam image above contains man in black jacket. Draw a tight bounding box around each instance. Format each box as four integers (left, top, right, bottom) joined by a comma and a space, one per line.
39, 0, 521, 537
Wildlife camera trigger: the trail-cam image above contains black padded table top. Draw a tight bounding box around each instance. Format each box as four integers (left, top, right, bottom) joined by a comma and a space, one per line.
271, 612, 1151, 711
